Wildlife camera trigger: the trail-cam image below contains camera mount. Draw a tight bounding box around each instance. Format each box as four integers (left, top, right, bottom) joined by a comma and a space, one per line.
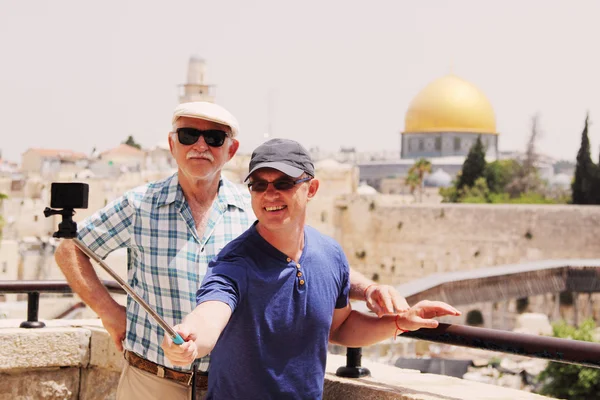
43, 207, 77, 239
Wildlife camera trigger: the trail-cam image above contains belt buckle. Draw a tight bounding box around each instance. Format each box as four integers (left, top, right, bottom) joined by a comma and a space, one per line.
186, 371, 193, 386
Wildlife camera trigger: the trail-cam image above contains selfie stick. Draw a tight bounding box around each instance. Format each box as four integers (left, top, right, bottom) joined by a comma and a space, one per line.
44, 184, 184, 345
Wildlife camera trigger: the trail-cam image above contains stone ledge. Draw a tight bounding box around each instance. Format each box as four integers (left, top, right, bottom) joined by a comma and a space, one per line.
325, 354, 551, 400
0, 327, 90, 370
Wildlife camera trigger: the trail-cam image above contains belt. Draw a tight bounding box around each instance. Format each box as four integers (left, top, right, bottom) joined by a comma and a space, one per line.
125, 351, 208, 389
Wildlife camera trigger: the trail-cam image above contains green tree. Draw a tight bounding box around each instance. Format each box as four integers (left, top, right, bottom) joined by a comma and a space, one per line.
123, 135, 142, 150
405, 173, 420, 195
459, 177, 490, 203
456, 135, 486, 190
537, 319, 600, 399
572, 114, 598, 204
505, 115, 544, 198
439, 185, 459, 203
0, 192, 7, 241
406, 158, 431, 202
484, 159, 519, 194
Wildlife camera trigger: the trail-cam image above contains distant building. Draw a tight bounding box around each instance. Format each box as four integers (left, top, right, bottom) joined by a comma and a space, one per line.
0, 155, 18, 177
21, 148, 88, 177
99, 144, 146, 170
145, 142, 177, 173
178, 56, 215, 103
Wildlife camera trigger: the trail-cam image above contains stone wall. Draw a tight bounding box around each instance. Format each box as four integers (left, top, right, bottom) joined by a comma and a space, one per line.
0, 320, 123, 400
333, 197, 600, 284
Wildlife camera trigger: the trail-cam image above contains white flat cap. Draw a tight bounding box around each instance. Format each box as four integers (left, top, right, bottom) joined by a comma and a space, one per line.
172, 102, 240, 137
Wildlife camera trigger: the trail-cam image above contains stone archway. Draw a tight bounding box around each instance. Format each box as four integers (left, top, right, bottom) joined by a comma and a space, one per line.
466, 309, 484, 327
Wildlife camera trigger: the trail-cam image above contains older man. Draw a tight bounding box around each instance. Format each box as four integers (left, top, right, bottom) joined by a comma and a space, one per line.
162, 138, 460, 399
55, 103, 409, 399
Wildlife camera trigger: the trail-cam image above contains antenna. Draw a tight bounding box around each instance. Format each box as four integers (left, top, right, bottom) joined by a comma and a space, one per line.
265, 89, 274, 139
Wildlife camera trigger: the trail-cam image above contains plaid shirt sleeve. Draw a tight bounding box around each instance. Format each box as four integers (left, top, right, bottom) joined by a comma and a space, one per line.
77, 194, 134, 260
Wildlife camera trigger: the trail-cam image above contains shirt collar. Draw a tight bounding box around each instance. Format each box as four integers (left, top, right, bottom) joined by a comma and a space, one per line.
156, 172, 248, 211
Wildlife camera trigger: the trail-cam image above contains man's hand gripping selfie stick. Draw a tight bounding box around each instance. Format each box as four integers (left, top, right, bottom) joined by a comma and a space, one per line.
44, 182, 185, 345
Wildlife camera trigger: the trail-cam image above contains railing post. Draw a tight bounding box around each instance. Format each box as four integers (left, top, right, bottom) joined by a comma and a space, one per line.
335, 347, 371, 378
19, 292, 45, 328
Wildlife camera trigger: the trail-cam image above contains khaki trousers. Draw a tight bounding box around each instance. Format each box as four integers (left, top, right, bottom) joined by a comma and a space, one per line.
116, 361, 199, 400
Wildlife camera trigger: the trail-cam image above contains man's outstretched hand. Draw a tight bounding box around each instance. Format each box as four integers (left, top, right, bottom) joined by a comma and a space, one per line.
365, 284, 410, 317
161, 324, 198, 366
396, 300, 461, 331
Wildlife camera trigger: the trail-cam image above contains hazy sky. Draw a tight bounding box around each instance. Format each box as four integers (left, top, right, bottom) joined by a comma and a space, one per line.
1, 1, 599, 163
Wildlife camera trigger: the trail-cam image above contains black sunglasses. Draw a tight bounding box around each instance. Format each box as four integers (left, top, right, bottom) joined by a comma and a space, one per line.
248, 177, 312, 192
176, 128, 229, 147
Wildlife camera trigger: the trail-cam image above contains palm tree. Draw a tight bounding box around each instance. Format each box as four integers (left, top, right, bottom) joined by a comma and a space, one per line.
405, 173, 420, 197
407, 158, 432, 202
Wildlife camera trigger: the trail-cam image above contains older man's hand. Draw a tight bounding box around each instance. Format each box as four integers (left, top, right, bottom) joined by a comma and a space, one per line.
365, 284, 410, 317
396, 300, 461, 331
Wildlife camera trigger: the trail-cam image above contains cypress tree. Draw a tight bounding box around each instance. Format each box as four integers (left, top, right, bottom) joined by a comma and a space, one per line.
123, 135, 142, 150
592, 147, 600, 204
572, 114, 595, 204
457, 135, 486, 189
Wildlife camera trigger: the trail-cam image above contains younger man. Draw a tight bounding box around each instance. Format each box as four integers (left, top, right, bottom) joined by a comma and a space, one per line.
162, 138, 460, 399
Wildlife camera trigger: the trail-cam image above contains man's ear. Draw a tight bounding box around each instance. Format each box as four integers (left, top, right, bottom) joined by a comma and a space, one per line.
168, 132, 175, 154
307, 178, 319, 200
227, 138, 239, 160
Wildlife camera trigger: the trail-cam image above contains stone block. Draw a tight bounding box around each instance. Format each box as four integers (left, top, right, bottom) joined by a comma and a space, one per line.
80, 367, 120, 400
0, 367, 80, 400
88, 326, 125, 372
0, 327, 90, 370
514, 313, 553, 336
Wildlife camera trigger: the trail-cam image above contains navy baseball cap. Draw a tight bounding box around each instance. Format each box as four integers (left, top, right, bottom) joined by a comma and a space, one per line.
244, 138, 315, 181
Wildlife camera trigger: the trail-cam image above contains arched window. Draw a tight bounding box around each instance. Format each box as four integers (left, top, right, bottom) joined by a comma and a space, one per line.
466, 309, 484, 326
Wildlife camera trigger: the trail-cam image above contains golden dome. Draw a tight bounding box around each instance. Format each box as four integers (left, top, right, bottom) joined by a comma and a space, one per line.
404, 75, 497, 134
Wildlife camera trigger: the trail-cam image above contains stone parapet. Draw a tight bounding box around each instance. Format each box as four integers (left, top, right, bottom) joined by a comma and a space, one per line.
0, 319, 553, 399
0, 327, 90, 370
325, 354, 550, 400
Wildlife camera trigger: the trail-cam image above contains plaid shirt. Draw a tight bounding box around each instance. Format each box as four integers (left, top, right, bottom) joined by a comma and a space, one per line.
77, 173, 254, 371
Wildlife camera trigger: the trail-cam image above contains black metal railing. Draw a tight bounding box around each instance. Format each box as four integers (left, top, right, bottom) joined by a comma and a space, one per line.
54, 301, 87, 319
0, 280, 125, 328
336, 322, 600, 377
2, 280, 600, 379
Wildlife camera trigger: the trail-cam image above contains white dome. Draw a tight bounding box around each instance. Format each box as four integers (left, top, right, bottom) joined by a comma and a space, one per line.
550, 173, 572, 188
357, 182, 378, 195
425, 168, 453, 187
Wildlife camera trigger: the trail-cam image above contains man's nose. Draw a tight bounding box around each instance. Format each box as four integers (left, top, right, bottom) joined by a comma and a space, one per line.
191, 135, 210, 151
263, 183, 279, 197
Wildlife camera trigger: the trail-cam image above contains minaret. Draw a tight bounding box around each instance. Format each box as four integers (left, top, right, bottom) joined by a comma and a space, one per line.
178, 56, 215, 103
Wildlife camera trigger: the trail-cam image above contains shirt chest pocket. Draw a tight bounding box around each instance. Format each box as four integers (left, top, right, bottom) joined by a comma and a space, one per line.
136, 234, 202, 286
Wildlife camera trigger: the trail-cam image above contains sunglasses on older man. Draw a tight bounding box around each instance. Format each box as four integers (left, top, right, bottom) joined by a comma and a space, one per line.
248, 177, 312, 192
176, 128, 229, 147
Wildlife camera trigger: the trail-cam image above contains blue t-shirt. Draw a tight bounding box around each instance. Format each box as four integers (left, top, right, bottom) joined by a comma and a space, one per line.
196, 222, 350, 400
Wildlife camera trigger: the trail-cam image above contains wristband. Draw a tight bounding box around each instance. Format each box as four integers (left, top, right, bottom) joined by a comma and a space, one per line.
363, 283, 377, 300
394, 314, 409, 337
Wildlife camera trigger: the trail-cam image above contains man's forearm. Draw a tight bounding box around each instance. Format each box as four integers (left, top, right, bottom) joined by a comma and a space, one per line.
182, 301, 232, 358
54, 240, 121, 318
348, 268, 374, 300
330, 310, 397, 347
